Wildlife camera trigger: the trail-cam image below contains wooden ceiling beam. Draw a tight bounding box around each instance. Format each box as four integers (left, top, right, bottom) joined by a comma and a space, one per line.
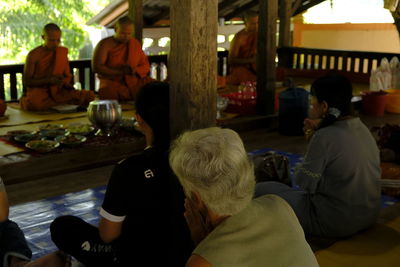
291, 0, 303, 15
293, 0, 326, 16
224, 0, 258, 21
218, 0, 242, 14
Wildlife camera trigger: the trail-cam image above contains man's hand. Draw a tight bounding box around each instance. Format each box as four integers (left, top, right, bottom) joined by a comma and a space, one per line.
48, 75, 64, 86
303, 118, 321, 142
184, 197, 213, 246
62, 84, 75, 91
120, 64, 134, 75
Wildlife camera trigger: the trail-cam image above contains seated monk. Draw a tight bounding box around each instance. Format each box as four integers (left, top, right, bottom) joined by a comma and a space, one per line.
226, 12, 258, 85
20, 23, 95, 111
93, 16, 153, 101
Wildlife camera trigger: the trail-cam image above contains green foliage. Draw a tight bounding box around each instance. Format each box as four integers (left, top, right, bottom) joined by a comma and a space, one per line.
0, 0, 110, 64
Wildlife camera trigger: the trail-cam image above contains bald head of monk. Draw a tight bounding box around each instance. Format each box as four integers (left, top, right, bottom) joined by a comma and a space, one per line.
42, 23, 61, 50
244, 12, 258, 33
114, 16, 134, 44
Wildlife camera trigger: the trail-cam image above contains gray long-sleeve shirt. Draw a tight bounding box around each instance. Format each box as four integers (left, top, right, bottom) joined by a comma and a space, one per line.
295, 117, 381, 237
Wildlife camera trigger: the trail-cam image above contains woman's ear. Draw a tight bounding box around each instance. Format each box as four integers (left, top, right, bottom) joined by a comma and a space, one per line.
321, 101, 329, 114
135, 114, 143, 123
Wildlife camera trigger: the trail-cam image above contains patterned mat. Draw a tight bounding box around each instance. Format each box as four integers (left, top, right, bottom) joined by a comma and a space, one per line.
10, 186, 106, 259
9, 148, 400, 259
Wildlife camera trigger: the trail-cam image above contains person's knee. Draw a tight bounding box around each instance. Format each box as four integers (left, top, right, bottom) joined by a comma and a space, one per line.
51, 216, 83, 238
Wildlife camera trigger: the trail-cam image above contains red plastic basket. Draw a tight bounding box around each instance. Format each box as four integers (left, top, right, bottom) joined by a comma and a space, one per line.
222, 91, 279, 115
222, 92, 257, 115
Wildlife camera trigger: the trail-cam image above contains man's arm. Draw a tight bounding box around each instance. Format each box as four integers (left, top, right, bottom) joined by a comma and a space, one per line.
98, 217, 123, 243
62, 49, 73, 86
92, 39, 127, 77
0, 178, 9, 222
97, 163, 127, 243
228, 34, 256, 66
23, 52, 63, 87
131, 41, 150, 78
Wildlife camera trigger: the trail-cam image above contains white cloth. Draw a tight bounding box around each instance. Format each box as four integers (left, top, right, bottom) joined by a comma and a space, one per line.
370, 57, 400, 91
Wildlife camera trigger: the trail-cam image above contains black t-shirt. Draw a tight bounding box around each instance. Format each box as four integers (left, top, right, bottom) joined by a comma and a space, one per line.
101, 147, 193, 266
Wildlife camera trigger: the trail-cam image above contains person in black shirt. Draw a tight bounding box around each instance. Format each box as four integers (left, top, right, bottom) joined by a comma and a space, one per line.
50, 82, 193, 266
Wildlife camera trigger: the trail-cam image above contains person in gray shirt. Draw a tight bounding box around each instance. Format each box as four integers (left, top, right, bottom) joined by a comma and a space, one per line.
255, 74, 381, 238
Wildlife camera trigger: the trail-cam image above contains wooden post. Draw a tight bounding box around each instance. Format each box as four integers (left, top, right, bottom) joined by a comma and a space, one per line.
279, 0, 292, 47
170, 0, 218, 139
257, 0, 278, 115
128, 0, 143, 42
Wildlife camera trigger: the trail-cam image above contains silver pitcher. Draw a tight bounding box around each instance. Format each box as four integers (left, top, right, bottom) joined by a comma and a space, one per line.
87, 100, 122, 136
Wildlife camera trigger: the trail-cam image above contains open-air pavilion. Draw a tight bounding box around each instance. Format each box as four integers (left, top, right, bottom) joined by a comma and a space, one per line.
1, 0, 400, 266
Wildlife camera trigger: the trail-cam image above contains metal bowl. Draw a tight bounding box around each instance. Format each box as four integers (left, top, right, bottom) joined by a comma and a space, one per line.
55, 134, 87, 147
26, 140, 59, 153
87, 100, 122, 136
14, 133, 40, 143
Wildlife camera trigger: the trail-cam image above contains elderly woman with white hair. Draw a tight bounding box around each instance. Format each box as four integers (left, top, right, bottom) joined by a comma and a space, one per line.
169, 127, 318, 267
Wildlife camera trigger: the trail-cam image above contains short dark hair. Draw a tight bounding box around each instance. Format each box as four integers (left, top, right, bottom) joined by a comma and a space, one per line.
115, 16, 134, 29
311, 73, 353, 129
243, 11, 258, 22
43, 23, 61, 35
135, 82, 170, 149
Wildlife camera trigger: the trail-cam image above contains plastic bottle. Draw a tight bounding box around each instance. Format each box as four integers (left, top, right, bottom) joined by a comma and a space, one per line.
160, 62, 167, 81
150, 63, 158, 80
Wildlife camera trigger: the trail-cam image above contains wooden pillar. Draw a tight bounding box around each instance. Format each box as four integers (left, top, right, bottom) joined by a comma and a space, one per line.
279, 0, 292, 47
391, 11, 400, 38
128, 0, 143, 42
169, 0, 218, 138
257, 0, 278, 115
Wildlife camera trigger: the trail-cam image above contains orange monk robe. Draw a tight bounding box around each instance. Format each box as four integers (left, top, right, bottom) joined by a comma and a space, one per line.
20, 47, 95, 111
98, 38, 153, 101
226, 31, 257, 85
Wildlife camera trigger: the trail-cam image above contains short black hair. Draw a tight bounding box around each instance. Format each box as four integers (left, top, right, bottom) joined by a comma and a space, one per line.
135, 82, 170, 149
243, 11, 258, 21
115, 16, 134, 29
43, 23, 61, 35
311, 73, 353, 129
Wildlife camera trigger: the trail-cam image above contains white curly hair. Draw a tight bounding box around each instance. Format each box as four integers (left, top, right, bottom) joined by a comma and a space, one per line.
169, 127, 255, 216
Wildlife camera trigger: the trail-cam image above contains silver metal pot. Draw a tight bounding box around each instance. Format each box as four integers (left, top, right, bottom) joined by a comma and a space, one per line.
87, 100, 122, 136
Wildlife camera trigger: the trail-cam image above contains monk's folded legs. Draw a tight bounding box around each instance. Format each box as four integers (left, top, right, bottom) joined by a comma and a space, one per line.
20, 88, 57, 111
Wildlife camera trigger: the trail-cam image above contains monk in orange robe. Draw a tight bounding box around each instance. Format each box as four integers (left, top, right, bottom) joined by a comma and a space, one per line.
20, 23, 95, 111
93, 16, 153, 101
226, 13, 258, 85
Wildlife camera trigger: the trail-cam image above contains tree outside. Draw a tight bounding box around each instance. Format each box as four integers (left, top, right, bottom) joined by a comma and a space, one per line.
0, 0, 111, 65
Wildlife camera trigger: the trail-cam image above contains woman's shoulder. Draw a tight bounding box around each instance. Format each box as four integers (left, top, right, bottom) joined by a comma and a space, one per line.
254, 194, 294, 212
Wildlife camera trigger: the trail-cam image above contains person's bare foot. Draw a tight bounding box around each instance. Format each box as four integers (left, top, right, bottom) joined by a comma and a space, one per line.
10, 251, 71, 267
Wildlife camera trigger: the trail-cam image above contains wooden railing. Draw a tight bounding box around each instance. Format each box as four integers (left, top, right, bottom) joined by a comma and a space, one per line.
277, 46, 400, 83
3, 47, 399, 101
0, 51, 229, 102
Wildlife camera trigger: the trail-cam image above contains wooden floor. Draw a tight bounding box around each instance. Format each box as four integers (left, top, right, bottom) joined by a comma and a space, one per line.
7, 112, 400, 206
